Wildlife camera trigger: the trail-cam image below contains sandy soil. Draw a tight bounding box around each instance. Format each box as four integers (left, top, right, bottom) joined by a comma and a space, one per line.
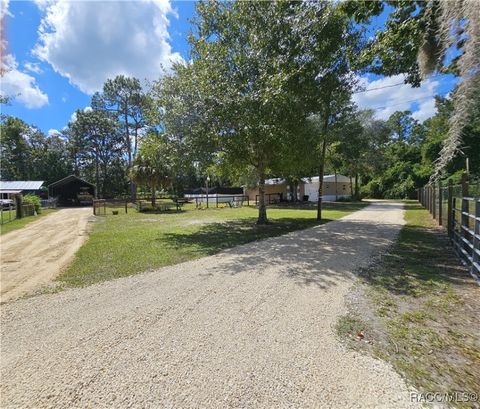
0, 202, 420, 408
0, 207, 93, 302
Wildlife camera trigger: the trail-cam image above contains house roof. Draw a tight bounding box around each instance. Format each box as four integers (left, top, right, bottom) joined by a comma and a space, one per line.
48, 175, 95, 188
303, 174, 350, 184
0, 181, 44, 190
0, 189, 22, 194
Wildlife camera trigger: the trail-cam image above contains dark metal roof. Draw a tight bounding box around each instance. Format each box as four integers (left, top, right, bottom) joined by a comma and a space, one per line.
48, 175, 95, 188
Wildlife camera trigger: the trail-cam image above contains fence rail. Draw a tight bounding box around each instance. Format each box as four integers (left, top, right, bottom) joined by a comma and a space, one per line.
418, 178, 480, 282
191, 194, 249, 209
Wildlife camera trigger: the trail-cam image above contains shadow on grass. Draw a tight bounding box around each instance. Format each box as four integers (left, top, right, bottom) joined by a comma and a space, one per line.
164, 202, 404, 289
162, 218, 329, 255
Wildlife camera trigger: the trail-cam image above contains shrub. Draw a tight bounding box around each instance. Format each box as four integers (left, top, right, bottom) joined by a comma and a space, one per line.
23, 194, 42, 214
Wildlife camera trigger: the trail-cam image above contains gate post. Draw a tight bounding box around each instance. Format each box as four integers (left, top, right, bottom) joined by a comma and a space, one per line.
447, 180, 453, 238
15, 194, 24, 219
461, 173, 469, 197
473, 199, 480, 276
432, 184, 436, 220
461, 197, 469, 258
438, 180, 442, 225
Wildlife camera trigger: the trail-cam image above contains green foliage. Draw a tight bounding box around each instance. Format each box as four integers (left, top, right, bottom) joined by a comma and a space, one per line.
0, 117, 32, 180
68, 109, 123, 197
23, 194, 42, 214
131, 132, 171, 205
154, 1, 357, 223
0, 116, 72, 184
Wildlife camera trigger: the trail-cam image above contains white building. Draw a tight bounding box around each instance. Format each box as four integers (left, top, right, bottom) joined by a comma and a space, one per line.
303, 174, 351, 202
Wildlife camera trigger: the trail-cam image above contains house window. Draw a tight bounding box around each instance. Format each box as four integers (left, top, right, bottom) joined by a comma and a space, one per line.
342, 185, 346, 190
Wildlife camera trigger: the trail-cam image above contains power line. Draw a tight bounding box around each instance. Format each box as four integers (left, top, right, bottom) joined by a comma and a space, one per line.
353, 73, 445, 94
370, 95, 435, 111
353, 82, 405, 94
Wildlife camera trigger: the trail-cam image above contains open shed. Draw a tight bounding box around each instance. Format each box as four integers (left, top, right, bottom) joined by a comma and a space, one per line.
48, 175, 95, 206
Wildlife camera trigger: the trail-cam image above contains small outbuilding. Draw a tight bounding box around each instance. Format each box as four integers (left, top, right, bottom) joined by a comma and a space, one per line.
48, 175, 95, 206
244, 178, 306, 204
303, 174, 352, 202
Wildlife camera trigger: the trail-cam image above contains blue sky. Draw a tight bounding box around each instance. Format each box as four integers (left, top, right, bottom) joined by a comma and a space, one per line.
1, 0, 457, 134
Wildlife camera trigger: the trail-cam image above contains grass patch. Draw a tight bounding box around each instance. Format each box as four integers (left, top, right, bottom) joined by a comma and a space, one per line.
0, 209, 57, 236
340, 201, 480, 407
336, 315, 367, 339
59, 202, 366, 287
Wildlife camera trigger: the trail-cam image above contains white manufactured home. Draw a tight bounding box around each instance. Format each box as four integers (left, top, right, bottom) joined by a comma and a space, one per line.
303, 174, 352, 202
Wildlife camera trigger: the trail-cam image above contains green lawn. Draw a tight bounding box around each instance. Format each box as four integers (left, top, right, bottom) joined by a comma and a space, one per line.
0, 209, 57, 236
337, 202, 480, 407
59, 202, 367, 287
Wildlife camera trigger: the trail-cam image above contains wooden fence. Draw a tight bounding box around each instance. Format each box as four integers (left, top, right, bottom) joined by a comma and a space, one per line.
418, 178, 480, 282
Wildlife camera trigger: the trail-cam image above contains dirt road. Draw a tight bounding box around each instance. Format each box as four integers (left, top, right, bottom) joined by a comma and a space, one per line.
0, 202, 419, 408
0, 207, 93, 302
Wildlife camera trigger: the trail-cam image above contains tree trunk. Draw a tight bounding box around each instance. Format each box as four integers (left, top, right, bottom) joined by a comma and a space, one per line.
354, 173, 359, 200
151, 185, 156, 208
349, 176, 353, 198
316, 102, 331, 221
102, 163, 108, 198
95, 151, 100, 199
257, 168, 268, 224
124, 110, 135, 200
334, 170, 338, 201
316, 136, 328, 221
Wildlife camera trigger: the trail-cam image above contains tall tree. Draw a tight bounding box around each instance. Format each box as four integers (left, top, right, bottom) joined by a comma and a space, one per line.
0, 117, 31, 180
92, 75, 149, 198
131, 133, 171, 207
343, 0, 479, 179
158, 1, 356, 224
69, 109, 122, 197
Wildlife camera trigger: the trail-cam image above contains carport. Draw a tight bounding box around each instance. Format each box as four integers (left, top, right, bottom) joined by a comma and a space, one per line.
48, 175, 96, 206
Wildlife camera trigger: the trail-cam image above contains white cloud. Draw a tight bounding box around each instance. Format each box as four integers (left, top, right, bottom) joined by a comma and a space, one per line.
1, 54, 49, 108
1, 0, 48, 109
352, 74, 440, 122
24, 62, 43, 74
47, 128, 60, 137
33, 0, 183, 95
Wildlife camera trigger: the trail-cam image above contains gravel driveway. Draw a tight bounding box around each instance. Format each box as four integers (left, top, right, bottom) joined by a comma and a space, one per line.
0, 202, 419, 408
0, 207, 93, 302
